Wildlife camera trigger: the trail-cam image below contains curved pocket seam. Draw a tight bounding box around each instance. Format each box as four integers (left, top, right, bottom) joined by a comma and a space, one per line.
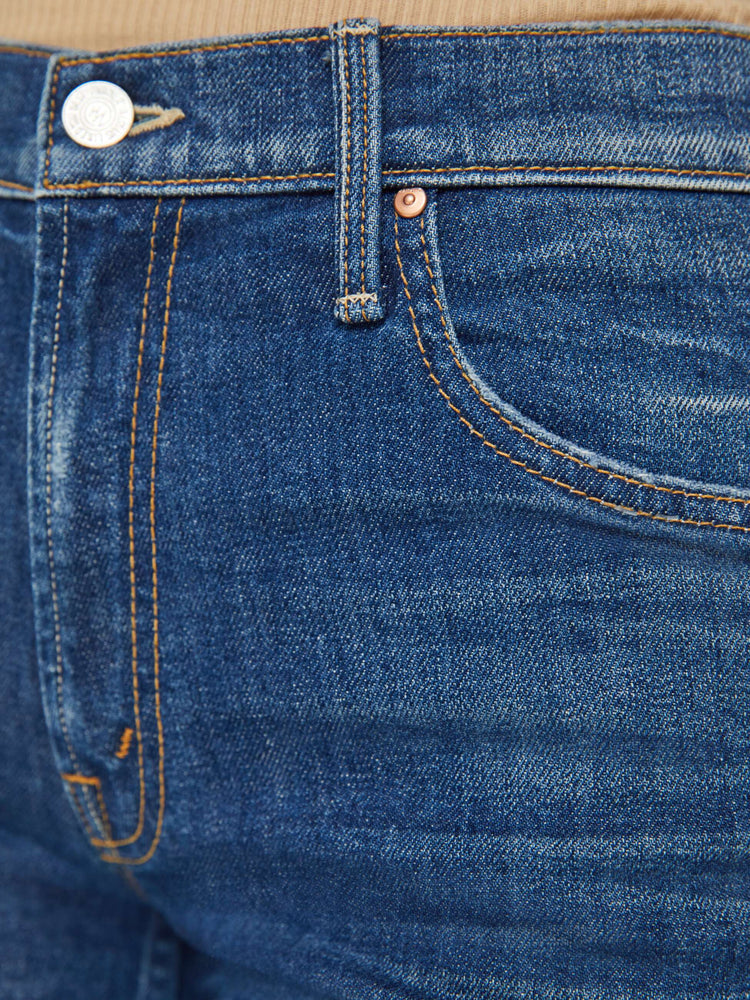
393, 204, 750, 534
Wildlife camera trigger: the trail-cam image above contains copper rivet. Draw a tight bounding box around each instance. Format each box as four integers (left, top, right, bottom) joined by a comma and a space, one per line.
394, 187, 427, 218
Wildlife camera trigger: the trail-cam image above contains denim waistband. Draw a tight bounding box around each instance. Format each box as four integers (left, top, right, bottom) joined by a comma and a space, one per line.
3, 18, 750, 204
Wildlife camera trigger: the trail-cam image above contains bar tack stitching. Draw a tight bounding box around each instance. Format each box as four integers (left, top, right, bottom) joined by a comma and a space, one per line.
336, 291, 377, 304
115, 726, 134, 759
394, 208, 750, 534
330, 26, 378, 36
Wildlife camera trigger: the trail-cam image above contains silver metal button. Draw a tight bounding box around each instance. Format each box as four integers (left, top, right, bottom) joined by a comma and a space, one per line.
61, 80, 134, 148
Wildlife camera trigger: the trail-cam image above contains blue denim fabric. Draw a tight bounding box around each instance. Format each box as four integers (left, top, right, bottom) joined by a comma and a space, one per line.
2, 17, 750, 999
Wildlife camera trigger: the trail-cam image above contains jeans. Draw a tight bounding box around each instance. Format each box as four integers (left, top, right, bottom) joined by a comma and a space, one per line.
2, 16, 750, 999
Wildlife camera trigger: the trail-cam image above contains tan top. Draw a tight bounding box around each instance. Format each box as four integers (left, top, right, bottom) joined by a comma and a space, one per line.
2, 0, 749, 51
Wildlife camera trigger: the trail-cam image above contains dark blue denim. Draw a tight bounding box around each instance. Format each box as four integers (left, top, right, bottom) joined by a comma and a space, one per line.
2, 16, 750, 999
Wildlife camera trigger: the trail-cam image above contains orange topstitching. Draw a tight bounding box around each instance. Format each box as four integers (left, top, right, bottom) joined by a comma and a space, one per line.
88, 196, 163, 850
415, 210, 750, 508
98, 195, 186, 866
341, 30, 353, 321
58, 197, 185, 866
393, 205, 750, 534
39, 24, 750, 192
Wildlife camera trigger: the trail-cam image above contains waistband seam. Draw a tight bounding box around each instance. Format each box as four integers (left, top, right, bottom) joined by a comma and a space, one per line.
6, 21, 750, 65
8, 162, 750, 198
5, 20, 750, 200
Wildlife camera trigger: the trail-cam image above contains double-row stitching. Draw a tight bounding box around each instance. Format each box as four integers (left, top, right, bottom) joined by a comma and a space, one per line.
62, 772, 113, 840
391, 164, 750, 182
359, 33, 369, 320
38, 23, 750, 67
41, 25, 750, 192
42, 32, 327, 190
394, 207, 750, 534
40, 161, 750, 195
415, 213, 750, 509
58, 197, 161, 855
381, 25, 750, 42
341, 33, 353, 322
62, 772, 144, 893
59, 197, 184, 866
43, 171, 335, 192
90, 196, 162, 850
99, 196, 186, 866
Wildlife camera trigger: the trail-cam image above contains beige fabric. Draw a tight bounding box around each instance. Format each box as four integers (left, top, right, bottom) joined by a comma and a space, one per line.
1, 0, 749, 50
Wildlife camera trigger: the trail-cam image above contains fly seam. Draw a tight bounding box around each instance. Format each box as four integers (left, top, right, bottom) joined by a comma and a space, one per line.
68, 783, 101, 840
65, 772, 136, 870
416, 212, 750, 509
61, 772, 109, 838
393, 209, 750, 534
93, 196, 162, 850
46, 199, 73, 765
45, 200, 104, 824
101, 196, 186, 866
60, 770, 112, 847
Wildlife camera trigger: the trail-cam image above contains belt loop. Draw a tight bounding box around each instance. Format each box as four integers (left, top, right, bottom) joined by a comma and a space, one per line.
328, 16, 386, 325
